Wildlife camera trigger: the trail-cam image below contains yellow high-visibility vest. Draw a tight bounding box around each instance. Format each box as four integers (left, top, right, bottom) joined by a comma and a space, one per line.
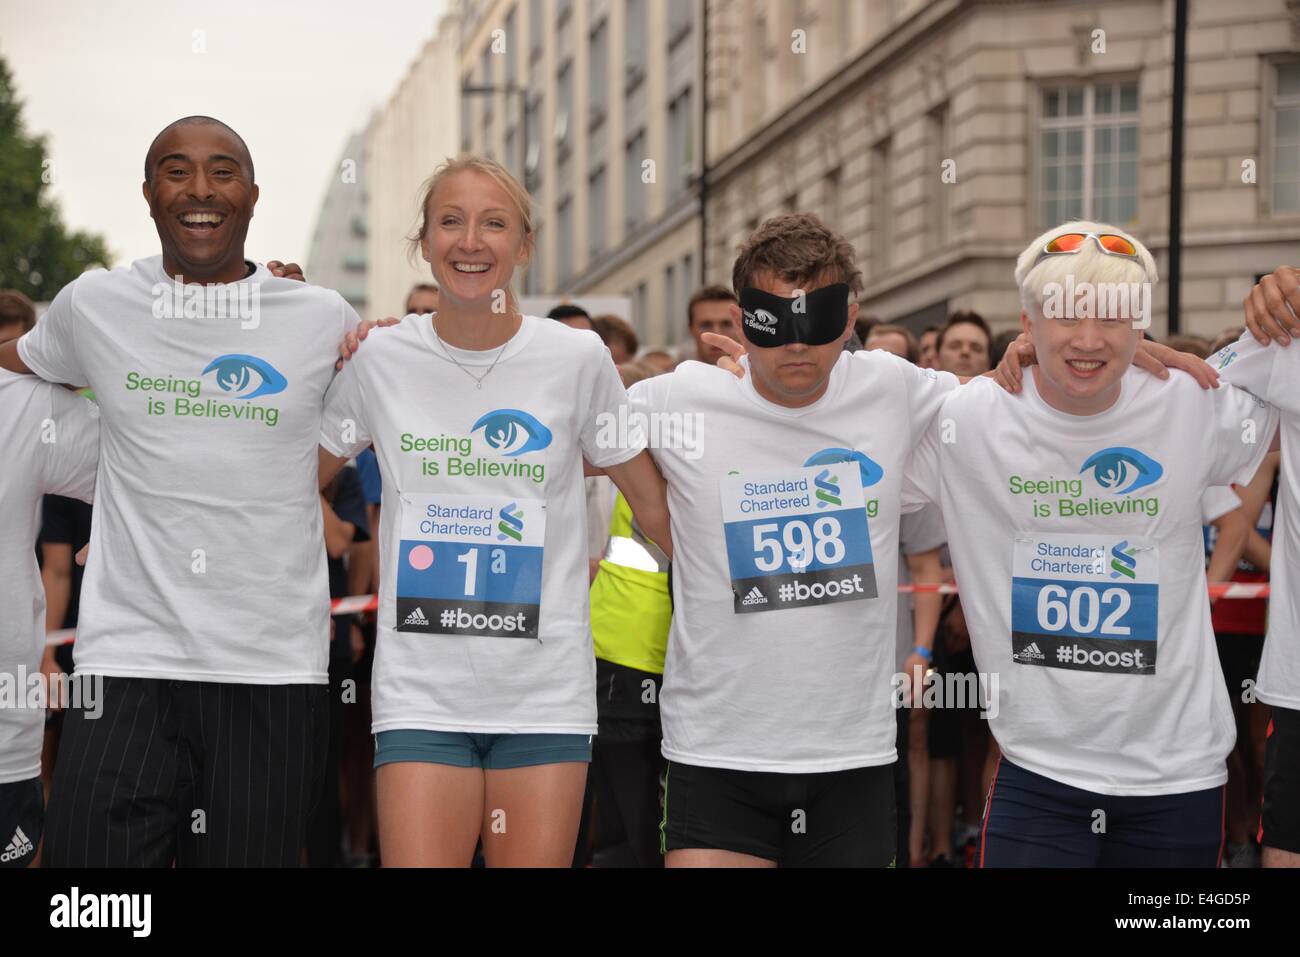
590, 492, 671, 674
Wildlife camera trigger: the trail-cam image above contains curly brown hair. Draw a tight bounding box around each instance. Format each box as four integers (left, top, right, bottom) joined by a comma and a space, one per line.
731, 213, 864, 297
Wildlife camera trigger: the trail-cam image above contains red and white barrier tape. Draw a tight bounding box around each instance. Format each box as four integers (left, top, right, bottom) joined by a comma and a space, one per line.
42, 583, 1272, 648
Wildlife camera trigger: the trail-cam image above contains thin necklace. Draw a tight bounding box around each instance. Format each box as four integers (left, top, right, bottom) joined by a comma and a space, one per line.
432, 316, 515, 389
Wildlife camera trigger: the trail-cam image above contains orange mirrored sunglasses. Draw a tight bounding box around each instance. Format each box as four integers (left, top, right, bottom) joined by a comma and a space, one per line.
1031, 232, 1140, 270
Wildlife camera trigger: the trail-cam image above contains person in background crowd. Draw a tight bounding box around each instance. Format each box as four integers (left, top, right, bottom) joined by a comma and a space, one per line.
405, 282, 440, 316
583, 360, 672, 867
1166, 334, 1213, 359
686, 285, 741, 366
989, 328, 1021, 369
1211, 327, 1246, 356
925, 309, 996, 865
0, 290, 37, 344
919, 326, 941, 369
640, 349, 678, 374
936, 311, 993, 378
593, 314, 639, 364
548, 303, 596, 332
307, 464, 371, 867
862, 326, 943, 867
866, 323, 920, 365
37, 492, 93, 798
853, 315, 879, 345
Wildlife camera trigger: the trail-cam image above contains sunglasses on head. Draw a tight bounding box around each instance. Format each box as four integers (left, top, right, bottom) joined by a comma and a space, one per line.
1031, 232, 1140, 270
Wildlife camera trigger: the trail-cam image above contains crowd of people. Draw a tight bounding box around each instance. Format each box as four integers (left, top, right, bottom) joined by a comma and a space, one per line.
1, 113, 1298, 869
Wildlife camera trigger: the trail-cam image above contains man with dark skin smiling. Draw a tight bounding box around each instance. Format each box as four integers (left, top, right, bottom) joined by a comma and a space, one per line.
0, 115, 359, 867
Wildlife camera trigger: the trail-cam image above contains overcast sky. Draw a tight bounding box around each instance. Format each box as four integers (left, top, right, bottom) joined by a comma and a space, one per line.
0, 0, 448, 268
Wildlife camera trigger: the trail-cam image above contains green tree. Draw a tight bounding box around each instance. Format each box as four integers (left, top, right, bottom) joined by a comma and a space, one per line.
0, 54, 110, 301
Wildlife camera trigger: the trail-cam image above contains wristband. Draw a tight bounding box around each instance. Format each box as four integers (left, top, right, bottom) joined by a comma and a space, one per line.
913, 645, 933, 662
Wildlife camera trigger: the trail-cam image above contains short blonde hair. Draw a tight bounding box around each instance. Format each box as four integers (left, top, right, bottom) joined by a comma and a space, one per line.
1014, 220, 1158, 317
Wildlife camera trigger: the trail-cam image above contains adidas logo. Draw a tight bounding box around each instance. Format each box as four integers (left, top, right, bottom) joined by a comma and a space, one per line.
741, 587, 768, 606
403, 607, 429, 626
0, 826, 33, 863
1016, 642, 1045, 661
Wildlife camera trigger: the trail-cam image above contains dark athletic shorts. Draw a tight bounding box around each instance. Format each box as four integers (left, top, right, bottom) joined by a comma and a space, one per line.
1260, 705, 1300, 854
0, 777, 42, 868
980, 757, 1224, 867
660, 759, 896, 867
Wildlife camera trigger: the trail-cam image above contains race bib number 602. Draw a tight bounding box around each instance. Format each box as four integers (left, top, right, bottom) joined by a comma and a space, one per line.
721, 465, 877, 613
395, 492, 545, 639
1010, 533, 1158, 674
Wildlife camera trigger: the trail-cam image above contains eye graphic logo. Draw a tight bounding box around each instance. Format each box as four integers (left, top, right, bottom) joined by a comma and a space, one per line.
746, 308, 779, 330
497, 503, 524, 542
472, 409, 553, 456
1110, 540, 1137, 579
813, 470, 841, 508
803, 448, 884, 489
201, 354, 287, 400
1080, 447, 1163, 495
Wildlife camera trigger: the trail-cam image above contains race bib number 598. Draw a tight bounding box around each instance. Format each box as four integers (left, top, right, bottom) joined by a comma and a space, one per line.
721, 465, 877, 613
395, 492, 545, 639
1010, 533, 1158, 674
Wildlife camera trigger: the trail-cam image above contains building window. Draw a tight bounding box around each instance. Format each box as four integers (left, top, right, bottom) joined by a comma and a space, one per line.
668, 87, 694, 195
665, 263, 676, 339
1039, 81, 1139, 229
461, 75, 473, 153
589, 19, 608, 127
529, 0, 544, 63
872, 138, 892, 278
668, 0, 693, 47
625, 0, 647, 91
524, 94, 543, 191
823, 167, 841, 230
504, 126, 518, 179
589, 166, 607, 257
504, 6, 518, 86
556, 197, 573, 286
634, 281, 648, 334
679, 253, 694, 337
556, 59, 573, 161
625, 129, 647, 232
1272, 61, 1300, 214
481, 47, 495, 158
928, 104, 951, 244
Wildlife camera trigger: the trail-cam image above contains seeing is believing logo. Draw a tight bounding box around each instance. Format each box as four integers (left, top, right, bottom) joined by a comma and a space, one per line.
202, 354, 287, 400
473, 409, 553, 456
1080, 447, 1163, 495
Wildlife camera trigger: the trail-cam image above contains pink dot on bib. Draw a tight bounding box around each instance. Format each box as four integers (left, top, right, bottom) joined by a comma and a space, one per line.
408, 545, 434, 571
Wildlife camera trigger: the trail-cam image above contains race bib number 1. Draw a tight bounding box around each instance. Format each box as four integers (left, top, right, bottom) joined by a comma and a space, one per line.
721, 465, 876, 614
1010, 533, 1158, 674
395, 492, 545, 639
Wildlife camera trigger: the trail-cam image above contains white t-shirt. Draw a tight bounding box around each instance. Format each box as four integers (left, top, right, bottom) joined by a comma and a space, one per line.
17, 256, 359, 684
319, 315, 642, 734
1215, 333, 1300, 708
905, 367, 1278, 795
630, 350, 958, 773
0, 372, 98, 782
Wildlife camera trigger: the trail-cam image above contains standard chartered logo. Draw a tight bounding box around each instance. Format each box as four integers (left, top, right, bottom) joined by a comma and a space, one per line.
497, 503, 524, 541
1110, 540, 1137, 579
813, 469, 841, 508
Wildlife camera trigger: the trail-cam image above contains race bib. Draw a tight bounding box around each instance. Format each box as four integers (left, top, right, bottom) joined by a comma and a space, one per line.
721, 465, 876, 614
395, 492, 545, 639
1010, 533, 1158, 674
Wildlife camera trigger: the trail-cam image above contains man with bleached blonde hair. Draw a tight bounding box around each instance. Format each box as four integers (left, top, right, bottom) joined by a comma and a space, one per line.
905, 221, 1279, 866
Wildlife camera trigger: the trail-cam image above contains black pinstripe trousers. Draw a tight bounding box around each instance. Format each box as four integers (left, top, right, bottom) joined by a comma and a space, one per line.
42, 676, 328, 867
